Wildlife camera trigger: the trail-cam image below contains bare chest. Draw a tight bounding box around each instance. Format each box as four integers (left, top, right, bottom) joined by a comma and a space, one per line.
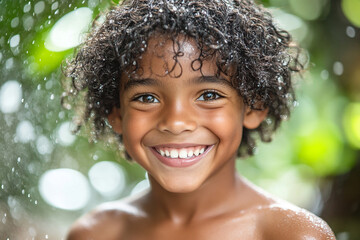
120, 214, 263, 240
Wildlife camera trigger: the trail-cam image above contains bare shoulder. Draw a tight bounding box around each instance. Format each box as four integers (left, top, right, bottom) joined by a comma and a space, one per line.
66, 196, 147, 240
259, 203, 335, 240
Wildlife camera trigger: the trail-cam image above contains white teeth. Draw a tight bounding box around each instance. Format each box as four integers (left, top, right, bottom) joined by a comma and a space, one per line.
165, 150, 170, 157
199, 148, 205, 154
170, 149, 178, 158
187, 150, 193, 158
179, 149, 188, 159
160, 150, 165, 156
156, 146, 208, 158
194, 149, 200, 156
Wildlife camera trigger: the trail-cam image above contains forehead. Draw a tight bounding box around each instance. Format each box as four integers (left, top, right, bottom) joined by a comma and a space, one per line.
130, 34, 219, 78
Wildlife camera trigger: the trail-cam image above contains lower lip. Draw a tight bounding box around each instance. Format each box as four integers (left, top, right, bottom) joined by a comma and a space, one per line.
150, 146, 214, 168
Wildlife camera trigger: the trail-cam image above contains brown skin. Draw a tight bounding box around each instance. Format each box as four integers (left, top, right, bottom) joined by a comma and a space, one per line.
66, 35, 335, 240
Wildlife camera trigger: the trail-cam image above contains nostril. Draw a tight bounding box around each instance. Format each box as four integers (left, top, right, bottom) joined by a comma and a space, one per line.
157, 119, 197, 134
157, 101, 198, 134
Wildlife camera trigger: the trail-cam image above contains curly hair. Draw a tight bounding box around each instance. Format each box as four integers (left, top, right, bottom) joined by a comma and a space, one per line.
65, 0, 303, 157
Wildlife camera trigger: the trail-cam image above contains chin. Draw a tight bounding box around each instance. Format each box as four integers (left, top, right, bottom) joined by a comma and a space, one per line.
160, 178, 203, 194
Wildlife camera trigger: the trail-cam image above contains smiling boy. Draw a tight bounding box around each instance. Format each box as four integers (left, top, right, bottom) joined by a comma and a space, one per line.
65, 0, 335, 239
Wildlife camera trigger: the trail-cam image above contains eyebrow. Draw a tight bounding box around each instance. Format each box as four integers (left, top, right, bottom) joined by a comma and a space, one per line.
124, 75, 233, 91
193, 76, 233, 88
124, 78, 159, 91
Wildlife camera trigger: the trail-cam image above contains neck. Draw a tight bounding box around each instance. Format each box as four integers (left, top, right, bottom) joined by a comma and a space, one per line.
145, 157, 244, 225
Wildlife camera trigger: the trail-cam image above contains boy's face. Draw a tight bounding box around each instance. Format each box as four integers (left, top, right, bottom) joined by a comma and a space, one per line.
108, 35, 266, 193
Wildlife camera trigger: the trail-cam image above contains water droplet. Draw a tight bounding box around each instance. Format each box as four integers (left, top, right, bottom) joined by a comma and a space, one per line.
280, 114, 288, 120
50, 94, 54, 100
45, 234, 49, 239
22, 189, 25, 194
11, 167, 15, 173
17, 157, 21, 163
51, 1, 59, 11
34, 200, 38, 205
320, 69, 329, 80
88, 0, 99, 8
23, 2, 31, 13
11, 17, 20, 28
1, 184, 4, 189
159, 8, 163, 12
9, 34, 20, 48
333, 61, 344, 76
58, 111, 65, 119
346, 26, 356, 38
34, 1, 45, 15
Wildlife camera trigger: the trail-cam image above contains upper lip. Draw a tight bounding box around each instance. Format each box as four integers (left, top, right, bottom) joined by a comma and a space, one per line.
150, 143, 212, 148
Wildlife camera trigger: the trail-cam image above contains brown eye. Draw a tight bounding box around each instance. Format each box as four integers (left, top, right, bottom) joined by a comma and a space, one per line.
197, 91, 222, 101
134, 94, 159, 103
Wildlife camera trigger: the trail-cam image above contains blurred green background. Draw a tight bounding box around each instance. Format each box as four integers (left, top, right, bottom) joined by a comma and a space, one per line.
0, 0, 359, 239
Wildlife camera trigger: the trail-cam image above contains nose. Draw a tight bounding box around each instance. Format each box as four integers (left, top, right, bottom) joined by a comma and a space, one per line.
157, 99, 198, 135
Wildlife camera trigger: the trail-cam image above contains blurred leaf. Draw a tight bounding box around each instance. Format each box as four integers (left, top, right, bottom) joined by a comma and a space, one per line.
343, 102, 360, 148
342, 0, 360, 27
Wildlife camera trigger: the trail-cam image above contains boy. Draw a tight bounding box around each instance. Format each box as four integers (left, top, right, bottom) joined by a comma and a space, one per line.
65, 0, 335, 239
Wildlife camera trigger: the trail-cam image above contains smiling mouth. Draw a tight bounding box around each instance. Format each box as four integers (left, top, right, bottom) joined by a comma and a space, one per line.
153, 146, 208, 159
149, 144, 214, 167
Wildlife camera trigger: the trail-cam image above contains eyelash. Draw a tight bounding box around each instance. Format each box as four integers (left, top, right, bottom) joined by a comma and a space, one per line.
132, 94, 159, 103
132, 90, 224, 103
197, 90, 224, 101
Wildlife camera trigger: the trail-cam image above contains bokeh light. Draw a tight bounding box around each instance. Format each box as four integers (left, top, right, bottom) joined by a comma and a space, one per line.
44, 7, 93, 52
39, 168, 91, 211
0, 80, 22, 114
88, 161, 126, 198
56, 121, 76, 146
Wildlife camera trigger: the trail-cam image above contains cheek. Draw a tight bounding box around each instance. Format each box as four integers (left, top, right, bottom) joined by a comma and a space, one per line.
204, 106, 244, 148
121, 111, 150, 157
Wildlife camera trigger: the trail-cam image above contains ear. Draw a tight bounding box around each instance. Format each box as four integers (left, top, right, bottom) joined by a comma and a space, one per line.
107, 107, 122, 134
243, 107, 269, 129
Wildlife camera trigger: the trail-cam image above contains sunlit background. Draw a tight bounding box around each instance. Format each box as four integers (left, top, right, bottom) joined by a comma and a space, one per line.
0, 0, 359, 239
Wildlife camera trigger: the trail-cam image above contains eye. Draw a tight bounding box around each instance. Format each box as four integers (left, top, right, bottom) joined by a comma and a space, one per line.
197, 91, 223, 101
133, 94, 159, 103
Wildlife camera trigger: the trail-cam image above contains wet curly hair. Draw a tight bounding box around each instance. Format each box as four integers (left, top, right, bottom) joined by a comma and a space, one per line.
65, 0, 303, 157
